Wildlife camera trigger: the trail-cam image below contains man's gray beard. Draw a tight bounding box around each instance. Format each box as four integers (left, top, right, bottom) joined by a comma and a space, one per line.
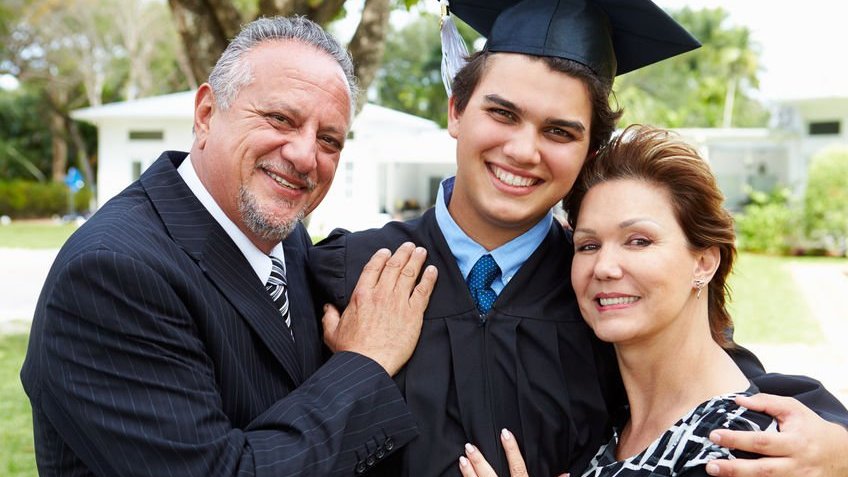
238, 186, 303, 242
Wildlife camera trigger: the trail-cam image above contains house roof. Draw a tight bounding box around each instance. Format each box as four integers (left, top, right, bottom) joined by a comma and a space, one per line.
71, 90, 440, 133
71, 91, 196, 122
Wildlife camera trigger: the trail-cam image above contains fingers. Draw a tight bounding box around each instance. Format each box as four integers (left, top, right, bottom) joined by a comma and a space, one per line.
375, 242, 416, 289
460, 444, 497, 477
458, 431, 527, 477
709, 428, 792, 458
733, 394, 808, 424
356, 248, 391, 290
500, 429, 529, 477
410, 265, 438, 310
458, 456, 479, 477
705, 456, 793, 476
708, 393, 809, 458
395, 245, 427, 290
321, 303, 341, 351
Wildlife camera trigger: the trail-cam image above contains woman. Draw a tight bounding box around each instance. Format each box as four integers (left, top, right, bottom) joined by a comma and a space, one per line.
458, 125, 777, 477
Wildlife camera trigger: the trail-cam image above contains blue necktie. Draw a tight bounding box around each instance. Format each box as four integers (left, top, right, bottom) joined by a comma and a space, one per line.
266, 256, 294, 340
467, 254, 500, 316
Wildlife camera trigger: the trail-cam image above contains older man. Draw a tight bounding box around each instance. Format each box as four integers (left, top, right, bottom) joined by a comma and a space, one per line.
22, 16, 436, 476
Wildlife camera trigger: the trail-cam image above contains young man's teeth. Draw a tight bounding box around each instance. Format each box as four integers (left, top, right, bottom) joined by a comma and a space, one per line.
266, 170, 298, 189
599, 296, 639, 306
493, 167, 536, 187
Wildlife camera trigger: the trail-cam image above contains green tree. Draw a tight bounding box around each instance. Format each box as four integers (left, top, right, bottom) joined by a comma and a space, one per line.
168, 0, 415, 111
736, 187, 797, 255
374, 12, 478, 126
0, 87, 52, 181
803, 146, 848, 254
0, 0, 186, 186
615, 7, 768, 128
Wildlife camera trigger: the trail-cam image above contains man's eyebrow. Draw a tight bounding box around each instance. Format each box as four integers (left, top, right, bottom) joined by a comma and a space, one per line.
547, 118, 586, 133
484, 93, 586, 132
483, 94, 524, 116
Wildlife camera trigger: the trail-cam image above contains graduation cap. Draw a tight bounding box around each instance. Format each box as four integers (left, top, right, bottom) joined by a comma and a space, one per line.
441, 0, 700, 82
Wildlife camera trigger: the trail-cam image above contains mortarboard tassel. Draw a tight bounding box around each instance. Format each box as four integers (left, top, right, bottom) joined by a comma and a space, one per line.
440, 0, 469, 96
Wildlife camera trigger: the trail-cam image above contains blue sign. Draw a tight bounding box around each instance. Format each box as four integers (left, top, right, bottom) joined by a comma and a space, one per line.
65, 167, 84, 193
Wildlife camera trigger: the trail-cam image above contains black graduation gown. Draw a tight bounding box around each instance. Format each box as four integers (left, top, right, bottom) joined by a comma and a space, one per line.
311, 209, 621, 476
309, 209, 848, 476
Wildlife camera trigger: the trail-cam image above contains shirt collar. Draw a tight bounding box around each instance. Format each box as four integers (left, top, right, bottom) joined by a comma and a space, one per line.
434, 176, 551, 292
178, 155, 284, 285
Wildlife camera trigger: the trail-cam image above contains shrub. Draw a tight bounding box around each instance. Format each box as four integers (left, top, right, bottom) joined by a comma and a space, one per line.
0, 180, 93, 219
736, 187, 797, 255
803, 146, 848, 255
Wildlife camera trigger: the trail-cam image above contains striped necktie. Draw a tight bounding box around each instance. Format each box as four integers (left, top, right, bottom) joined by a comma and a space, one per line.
266, 256, 293, 339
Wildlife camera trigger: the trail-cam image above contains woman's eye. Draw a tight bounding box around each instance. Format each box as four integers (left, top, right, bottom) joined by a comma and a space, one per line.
576, 243, 599, 252
627, 237, 652, 247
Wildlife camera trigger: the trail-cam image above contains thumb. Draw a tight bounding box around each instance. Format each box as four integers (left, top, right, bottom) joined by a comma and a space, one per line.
322, 303, 341, 349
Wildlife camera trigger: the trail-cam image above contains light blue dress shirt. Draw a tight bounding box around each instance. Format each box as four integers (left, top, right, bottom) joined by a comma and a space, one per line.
434, 176, 552, 295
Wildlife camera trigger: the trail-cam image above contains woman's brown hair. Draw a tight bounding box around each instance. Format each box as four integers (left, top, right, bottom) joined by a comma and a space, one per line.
564, 125, 737, 348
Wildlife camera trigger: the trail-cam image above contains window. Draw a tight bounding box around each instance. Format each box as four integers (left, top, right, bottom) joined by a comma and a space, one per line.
808, 121, 840, 135
129, 130, 164, 140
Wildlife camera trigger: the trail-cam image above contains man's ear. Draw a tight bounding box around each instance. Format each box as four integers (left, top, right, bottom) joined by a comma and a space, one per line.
193, 84, 215, 149
447, 95, 461, 139
694, 246, 721, 283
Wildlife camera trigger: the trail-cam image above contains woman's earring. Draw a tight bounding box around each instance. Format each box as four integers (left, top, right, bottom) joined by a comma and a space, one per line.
693, 279, 707, 299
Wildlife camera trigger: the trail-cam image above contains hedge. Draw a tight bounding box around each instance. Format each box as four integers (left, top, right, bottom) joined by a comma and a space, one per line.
0, 181, 93, 219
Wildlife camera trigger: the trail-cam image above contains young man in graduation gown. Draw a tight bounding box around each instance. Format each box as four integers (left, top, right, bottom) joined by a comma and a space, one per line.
310, 1, 848, 476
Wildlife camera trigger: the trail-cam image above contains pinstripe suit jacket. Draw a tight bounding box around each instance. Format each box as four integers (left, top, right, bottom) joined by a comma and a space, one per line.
21, 151, 417, 476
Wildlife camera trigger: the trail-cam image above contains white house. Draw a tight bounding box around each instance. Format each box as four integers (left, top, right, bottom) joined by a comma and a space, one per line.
71, 91, 457, 237
72, 90, 848, 233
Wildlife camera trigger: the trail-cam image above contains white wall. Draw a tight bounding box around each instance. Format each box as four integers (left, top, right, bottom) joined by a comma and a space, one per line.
96, 118, 193, 205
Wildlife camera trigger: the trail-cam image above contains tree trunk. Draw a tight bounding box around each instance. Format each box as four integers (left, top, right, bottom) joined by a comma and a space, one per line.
167, 0, 243, 84
347, 0, 392, 113
49, 108, 68, 183
67, 118, 96, 193
167, 0, 391, 112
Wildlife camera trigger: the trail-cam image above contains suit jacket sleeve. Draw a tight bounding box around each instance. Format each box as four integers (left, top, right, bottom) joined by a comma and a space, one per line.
33, 246, 417, 477
309, 228, 352, 310
730, 345, 848, 426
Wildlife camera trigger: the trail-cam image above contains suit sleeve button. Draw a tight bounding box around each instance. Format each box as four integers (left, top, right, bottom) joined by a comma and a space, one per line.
384, 437, 395, 451
355, 461, 366, 474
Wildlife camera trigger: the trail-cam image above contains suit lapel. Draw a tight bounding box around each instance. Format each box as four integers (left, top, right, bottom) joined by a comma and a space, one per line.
281, 232, 321, 378
141, 151, 305, 385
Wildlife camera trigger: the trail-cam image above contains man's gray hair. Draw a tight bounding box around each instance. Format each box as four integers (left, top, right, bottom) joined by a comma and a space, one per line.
208, 16, 358, 117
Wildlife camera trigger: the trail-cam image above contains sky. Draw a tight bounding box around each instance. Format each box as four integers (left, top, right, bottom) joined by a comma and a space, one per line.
359, 0, 848, 102
5, 0, 847, 101
655, 0, 848, 100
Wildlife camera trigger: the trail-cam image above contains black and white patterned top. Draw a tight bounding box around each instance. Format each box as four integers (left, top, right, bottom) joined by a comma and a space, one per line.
581, 388, 778, 477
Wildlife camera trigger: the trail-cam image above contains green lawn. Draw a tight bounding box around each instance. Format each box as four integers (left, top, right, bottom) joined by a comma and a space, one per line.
0, 334, 36, 477
728, 253, 828, 344
0, 222, 78, 249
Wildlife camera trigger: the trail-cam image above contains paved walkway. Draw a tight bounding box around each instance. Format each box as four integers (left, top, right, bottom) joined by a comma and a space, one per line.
747, 260, 848, 406
1, 248, 846, 405
0, 248, 57, 334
